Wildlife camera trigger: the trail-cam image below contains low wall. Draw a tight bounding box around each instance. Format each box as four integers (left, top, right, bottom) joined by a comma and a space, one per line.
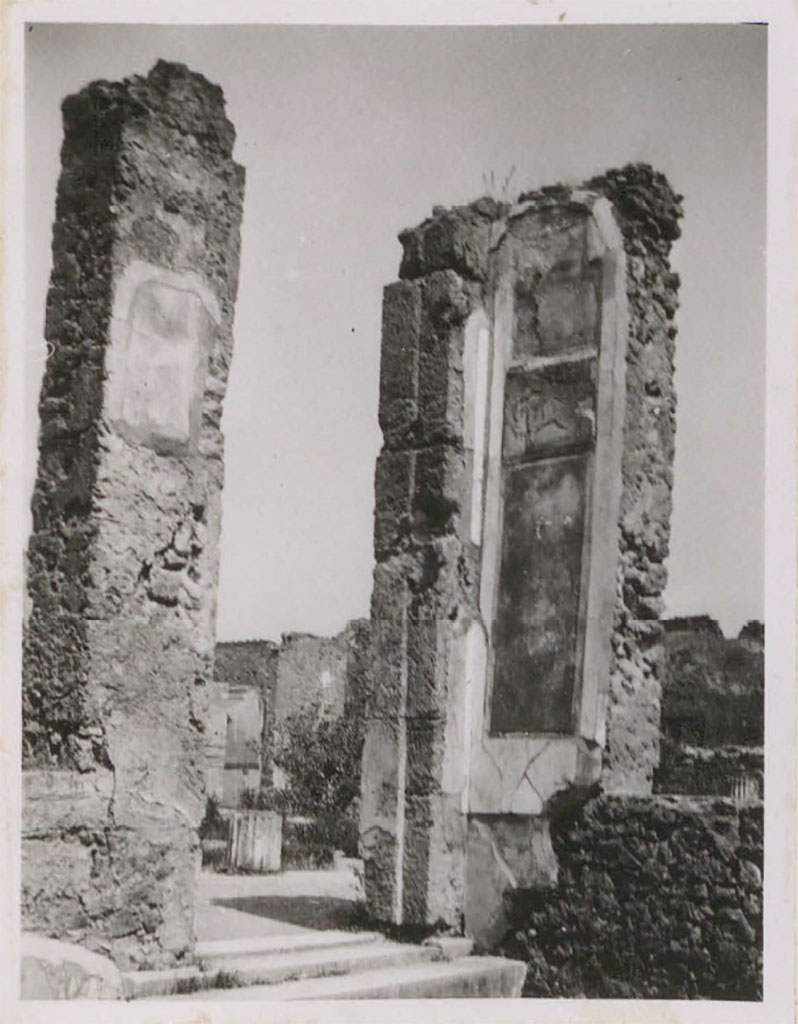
496, 794, 763, 1000
654, 744, 764, 800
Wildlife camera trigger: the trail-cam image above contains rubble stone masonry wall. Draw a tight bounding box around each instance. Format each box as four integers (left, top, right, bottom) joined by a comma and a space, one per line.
22, 62, 244, 969
497, 795, 763, 1000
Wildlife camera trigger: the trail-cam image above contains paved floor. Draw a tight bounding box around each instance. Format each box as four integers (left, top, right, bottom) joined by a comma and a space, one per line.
196, 864, 366, 942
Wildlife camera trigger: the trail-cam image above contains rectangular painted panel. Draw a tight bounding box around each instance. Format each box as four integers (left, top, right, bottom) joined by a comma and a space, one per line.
502, 359, 597, 462
489, 453, 588, 735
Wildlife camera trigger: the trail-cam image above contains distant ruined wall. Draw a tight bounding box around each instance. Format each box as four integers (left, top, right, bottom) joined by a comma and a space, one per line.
213, 619, 371, 802
361, 164, 682, 938
22, 62, 244, 969
654, 617, 764, 798
274, 620, 370, 722
214, 639, 278, 793
658, 618, 764, 748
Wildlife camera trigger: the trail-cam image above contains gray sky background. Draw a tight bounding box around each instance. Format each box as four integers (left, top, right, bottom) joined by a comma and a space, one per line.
25, 22, 766, 642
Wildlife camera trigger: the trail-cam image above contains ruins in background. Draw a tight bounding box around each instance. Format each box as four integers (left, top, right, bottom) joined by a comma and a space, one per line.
207, 620, 370, 806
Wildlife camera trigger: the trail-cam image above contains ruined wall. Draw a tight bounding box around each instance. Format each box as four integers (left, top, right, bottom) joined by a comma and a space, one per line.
275, 633, 349, 721
274, 619, 371, 721
361, 250, 488, 925
654, 616, 764, 798
361, 164, 682, 935
578, 166, 682, 791
212, 620, 370, 802
214, 639, 278, 792
22, 62, 244, 969
659, 618, 764, 748
496, 796, 763, 1000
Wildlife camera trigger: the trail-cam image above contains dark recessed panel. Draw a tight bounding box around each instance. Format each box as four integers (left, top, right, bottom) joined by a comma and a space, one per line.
489, 454, 588, 735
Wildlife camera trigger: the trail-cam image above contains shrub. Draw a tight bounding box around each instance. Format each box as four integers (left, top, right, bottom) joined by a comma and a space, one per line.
272, 699, 364, 818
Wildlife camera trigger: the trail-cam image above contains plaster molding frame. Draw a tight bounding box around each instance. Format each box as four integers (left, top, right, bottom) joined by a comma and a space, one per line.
466, 196, 629, 815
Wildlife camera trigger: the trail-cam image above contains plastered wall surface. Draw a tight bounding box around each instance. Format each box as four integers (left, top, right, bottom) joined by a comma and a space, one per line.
361, 166, 683, 940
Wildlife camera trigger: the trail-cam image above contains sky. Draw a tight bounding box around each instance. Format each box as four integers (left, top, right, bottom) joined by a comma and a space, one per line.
24, 21, 766, 642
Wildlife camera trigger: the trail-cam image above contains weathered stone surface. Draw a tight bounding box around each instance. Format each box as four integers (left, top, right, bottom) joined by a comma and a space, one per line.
374, 449, 414, 559
21, 933, 122, 1000
465, 816, 558, 950
22, 61, 244, 968
23, 769, 114, 835
402, 792, 468, 927
584, 164, 683, 793
378, 281, 422, 444
274, 632, 348, 722
495, 795, 762, 1000
399, 199, 507, 283
360, 717, 405, 921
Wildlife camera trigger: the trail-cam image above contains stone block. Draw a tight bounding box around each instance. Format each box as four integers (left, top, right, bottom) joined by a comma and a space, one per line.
368, 562, 408, 718
417, 271, 472, 444
227, 811, 282, 872
402, 793, 467, 927
411, 445, 470, 543
359, 715, 406, 922
399, 201, 503, 282
405, 614, 444, 719
374, 449, 414, 560
23, 769, 114, 835
360, 717, 405, 827
405, 718, 447, 796
378, 281, 421, 445
21, 933, 122, 1000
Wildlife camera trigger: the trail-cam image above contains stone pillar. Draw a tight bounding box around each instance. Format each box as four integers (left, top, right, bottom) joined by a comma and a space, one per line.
22, 61, 244, 969
359, 202, 499, 925
360, 165, 682, 943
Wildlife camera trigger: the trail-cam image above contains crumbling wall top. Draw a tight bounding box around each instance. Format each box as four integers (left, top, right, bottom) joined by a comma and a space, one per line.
61, 60, 239, 160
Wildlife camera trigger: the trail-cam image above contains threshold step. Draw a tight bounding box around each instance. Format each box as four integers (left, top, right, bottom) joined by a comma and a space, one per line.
160, 955, 527, 1000
195, 929, 383, 962
128, 939, 434, 999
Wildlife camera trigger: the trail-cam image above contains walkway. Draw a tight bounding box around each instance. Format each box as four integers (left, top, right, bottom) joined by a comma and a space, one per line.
196, 863, 366, 942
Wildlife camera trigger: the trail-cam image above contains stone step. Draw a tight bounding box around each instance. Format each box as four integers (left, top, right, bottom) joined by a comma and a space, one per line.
196, 929, 383, 962
124, 936, 431, 999
159, 955, 527, 1001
